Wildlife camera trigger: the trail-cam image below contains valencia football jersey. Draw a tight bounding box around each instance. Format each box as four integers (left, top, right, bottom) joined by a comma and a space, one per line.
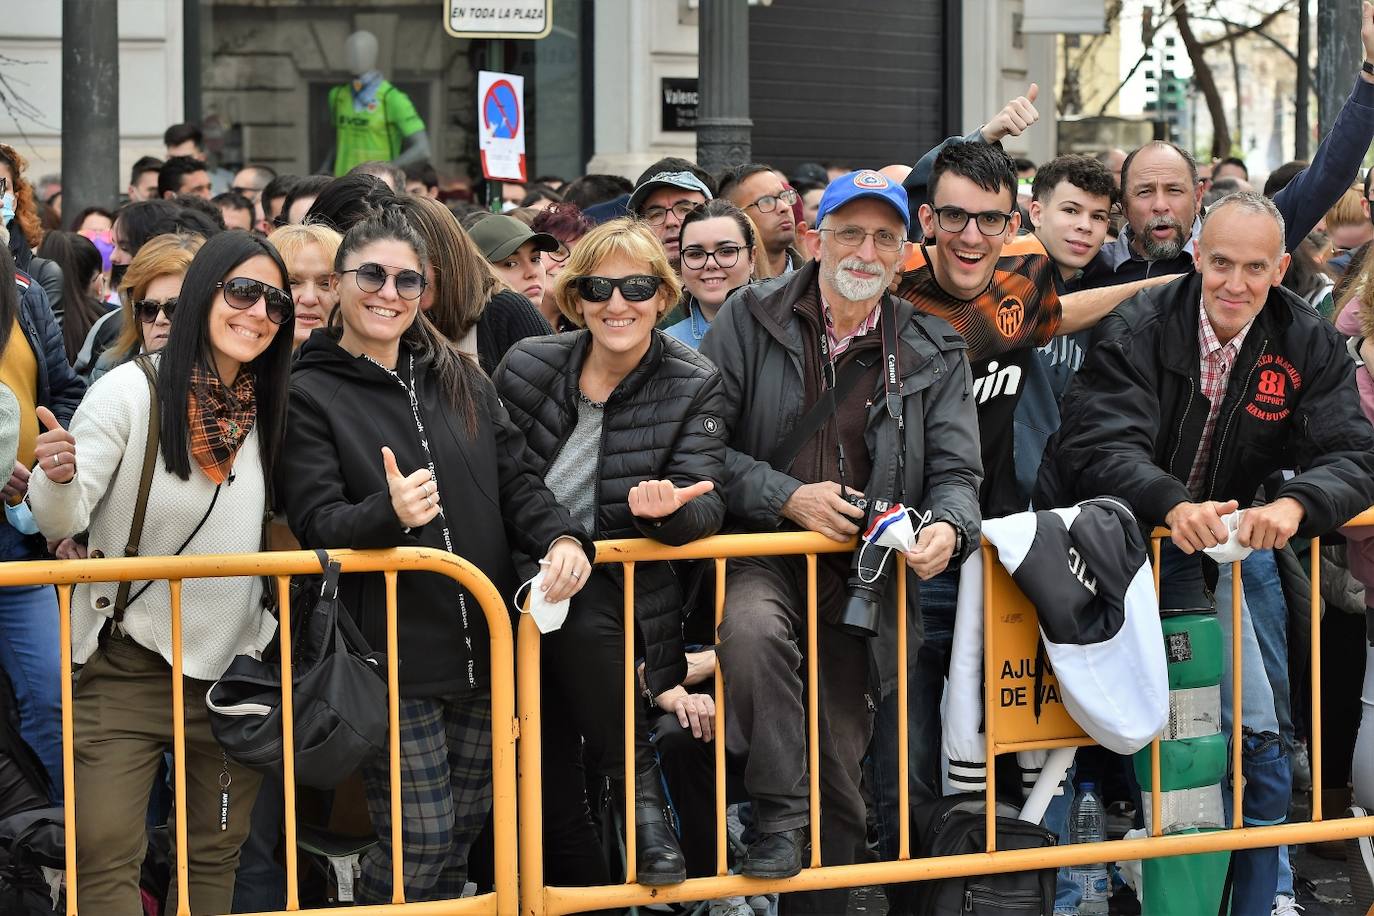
895, 234, 1062, 516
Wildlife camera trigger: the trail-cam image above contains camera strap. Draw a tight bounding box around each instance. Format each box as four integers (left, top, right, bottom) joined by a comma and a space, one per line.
769, 295, 904, 475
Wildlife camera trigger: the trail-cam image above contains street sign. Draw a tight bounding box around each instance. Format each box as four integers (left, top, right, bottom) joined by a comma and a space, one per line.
478, 70, 527, 182
445, 0, 553, 40
661, 77, 699, 132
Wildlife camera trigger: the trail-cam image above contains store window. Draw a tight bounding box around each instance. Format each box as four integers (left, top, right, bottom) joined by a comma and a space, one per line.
193, 0, 588, 190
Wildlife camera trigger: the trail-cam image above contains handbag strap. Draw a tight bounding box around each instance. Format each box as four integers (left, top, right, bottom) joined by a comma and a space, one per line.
113, 357, 161, 622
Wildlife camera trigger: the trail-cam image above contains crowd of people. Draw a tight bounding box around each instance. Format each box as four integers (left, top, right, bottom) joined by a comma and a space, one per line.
4, 18, 1374, 916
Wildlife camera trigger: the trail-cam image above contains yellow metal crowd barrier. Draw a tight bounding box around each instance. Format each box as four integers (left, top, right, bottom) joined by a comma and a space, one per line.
516, 519, 1374, 916
5, 520, 1374, 915
0, 547, 519, 916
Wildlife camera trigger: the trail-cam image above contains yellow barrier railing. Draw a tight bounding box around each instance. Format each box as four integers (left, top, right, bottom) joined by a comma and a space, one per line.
0, 547, 518, 916
516, 521, 1374, 916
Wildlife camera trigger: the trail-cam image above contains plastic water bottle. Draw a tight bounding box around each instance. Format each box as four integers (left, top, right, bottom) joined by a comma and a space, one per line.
1067, 782, 1110, 915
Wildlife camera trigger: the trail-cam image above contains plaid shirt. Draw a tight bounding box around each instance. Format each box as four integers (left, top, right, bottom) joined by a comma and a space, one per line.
823, 295, 882, 357
1186, 304, 1253, 498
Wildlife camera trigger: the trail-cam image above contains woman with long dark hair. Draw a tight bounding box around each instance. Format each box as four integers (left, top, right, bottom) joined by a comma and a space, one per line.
28, 230, 295, 914
278, 209, 592, 903
35, 231, 109, 362
492, 217, 727, 888
391, 195, 550, 373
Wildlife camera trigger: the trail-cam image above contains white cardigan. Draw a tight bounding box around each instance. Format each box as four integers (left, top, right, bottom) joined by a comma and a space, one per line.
29, 360, 276, 680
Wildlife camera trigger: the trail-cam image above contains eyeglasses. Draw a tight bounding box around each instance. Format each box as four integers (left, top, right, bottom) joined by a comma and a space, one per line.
134, 297, 176, 324
340, 262, 428, 300
215, 277, 294, 325
681, 245, 743, 270
230, 185, 260, 198
818, 226, 905, 252
745, 188, 799, 213
932, 206, 1015, 237
0, 177, 9, 196
574, 274, 664, 303
641, 201, 698, 227
546, 243, 572, 263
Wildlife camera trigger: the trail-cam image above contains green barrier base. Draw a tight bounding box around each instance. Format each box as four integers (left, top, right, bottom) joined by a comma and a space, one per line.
1140, 828, 1229, 916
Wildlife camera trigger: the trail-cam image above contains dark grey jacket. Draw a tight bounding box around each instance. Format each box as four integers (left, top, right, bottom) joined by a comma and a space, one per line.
700, 262, 983, 691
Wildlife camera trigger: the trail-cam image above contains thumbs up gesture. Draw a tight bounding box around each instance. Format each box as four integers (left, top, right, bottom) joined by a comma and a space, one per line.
33, 407, 76, 485
628, 479, 714, 520
980, 83, 1040, 143
382, 446, 440, 529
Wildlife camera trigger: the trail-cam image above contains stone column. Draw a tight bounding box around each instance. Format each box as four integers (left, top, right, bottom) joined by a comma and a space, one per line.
62, 0, 120, 212
696, 0, 751, 174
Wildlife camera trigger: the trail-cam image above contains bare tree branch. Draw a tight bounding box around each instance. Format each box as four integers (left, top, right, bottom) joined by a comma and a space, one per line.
1198, 0, 1295, 49
0, 55, 58, 150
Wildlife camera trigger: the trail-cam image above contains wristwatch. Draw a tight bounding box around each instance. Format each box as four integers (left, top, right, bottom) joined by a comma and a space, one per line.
1363, 60, 1374, 77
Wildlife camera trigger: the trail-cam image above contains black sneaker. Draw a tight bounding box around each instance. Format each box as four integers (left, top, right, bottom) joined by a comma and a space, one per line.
739, 827, 808, 879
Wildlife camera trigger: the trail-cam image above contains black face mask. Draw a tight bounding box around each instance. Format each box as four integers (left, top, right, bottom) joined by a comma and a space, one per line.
110, 261, 129, 290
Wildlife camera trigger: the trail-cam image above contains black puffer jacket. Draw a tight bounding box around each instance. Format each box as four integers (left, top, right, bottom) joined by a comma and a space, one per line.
1035, 273, 1374, 535
492, 329, 727, 694
279, 330, 592, 697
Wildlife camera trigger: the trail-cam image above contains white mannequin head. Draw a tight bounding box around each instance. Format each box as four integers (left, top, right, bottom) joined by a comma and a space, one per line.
344, 31, 380, 77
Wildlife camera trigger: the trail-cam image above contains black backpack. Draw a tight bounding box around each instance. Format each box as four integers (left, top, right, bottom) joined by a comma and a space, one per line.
910, 793, 1057, 915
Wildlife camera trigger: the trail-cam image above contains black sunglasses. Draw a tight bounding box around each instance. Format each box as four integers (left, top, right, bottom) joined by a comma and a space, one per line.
215, 277, 294, 326
341, 262, 428, 300
574, 274, 663, 303
134, 297, 176, 324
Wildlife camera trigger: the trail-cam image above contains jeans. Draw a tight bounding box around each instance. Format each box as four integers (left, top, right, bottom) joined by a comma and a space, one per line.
1240, 550, 1294, 752
231, 773, 285, 912
1161, 545, 1291, 909
0, 574, 63, 803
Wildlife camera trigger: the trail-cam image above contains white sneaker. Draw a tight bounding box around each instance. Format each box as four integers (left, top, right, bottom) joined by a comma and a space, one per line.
1348, 805, 1374, 912
1271, 894, 1304, 915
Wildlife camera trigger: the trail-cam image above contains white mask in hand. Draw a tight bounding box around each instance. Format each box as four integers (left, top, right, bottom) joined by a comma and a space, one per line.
1202, 509, 1252, 564
513, 565, 571, 634
856, 504, 933, 583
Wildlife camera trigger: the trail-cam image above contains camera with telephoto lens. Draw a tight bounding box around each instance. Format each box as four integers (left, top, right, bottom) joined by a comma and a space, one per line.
839, 494, 897, 638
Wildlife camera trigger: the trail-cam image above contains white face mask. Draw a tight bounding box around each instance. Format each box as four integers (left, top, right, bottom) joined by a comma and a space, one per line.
856, 504, 933, 583
512, 565, 571, 634
1202, 508, 1253, 565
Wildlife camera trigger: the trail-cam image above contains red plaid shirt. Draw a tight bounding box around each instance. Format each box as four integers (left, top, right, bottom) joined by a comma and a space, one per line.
1186, 305, 1253, 498
823, 295, 882, 357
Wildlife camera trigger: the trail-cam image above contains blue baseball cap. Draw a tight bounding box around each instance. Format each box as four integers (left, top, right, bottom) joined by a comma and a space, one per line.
814, 169, 910, 233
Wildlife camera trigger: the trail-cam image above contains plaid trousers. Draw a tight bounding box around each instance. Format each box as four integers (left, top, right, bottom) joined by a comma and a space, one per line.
356, 693, 494, 903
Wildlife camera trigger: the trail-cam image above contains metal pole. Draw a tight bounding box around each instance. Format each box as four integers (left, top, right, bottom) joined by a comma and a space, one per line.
1297, 0, 1310, 159
61, 0, 120, 213
696, 0, 751, 175
1317, 0, 1363, 139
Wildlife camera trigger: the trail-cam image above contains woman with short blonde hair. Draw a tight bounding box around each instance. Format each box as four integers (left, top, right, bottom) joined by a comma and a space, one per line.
267, 223, 342, 349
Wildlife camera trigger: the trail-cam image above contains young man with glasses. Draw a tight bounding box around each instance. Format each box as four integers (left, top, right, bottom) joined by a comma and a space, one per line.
720, 164, 804, 276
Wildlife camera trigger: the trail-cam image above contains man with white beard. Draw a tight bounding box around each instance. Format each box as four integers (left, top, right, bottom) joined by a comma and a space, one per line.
699, 169, 983, 913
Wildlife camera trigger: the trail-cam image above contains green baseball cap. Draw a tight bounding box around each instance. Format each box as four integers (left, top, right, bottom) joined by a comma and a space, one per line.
468, 214, 561, 263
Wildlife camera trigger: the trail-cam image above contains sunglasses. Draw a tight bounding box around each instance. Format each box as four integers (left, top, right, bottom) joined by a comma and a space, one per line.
341, 262, 428, 300
574, 275, 663, 303
134, 297, 176, 324
215, 277, 294, 325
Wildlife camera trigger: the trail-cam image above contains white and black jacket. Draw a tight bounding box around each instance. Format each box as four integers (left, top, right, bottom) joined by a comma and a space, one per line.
945, 498, 1168, 791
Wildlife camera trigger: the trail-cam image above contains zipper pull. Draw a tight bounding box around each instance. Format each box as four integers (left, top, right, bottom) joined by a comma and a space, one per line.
964, 889, 973, 911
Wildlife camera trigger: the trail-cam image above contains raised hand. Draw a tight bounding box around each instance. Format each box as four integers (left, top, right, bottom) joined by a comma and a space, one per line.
628, 479, 715, 520
981, 83, 1040, 143
382, 446, 439, 529
33, 407, 76, 485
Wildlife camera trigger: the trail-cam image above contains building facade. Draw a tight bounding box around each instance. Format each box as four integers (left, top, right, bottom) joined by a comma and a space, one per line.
1, 0, 1075, 194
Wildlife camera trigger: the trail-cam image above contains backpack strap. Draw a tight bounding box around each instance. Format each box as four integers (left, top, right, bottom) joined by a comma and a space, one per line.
112, 357, 160, 622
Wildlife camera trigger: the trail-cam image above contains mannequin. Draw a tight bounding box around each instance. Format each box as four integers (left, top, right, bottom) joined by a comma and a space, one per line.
325, 30, 432, 176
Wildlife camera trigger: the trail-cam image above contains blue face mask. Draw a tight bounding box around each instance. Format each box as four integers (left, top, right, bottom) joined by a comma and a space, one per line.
1, 192, 15, 226
4, 499, 38, 536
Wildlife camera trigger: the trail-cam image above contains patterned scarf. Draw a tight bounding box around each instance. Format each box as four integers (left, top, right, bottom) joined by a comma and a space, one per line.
187, 365, 257, 484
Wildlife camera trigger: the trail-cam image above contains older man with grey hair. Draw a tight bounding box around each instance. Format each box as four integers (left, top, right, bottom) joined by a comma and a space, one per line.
1036, 190, 1374, 914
